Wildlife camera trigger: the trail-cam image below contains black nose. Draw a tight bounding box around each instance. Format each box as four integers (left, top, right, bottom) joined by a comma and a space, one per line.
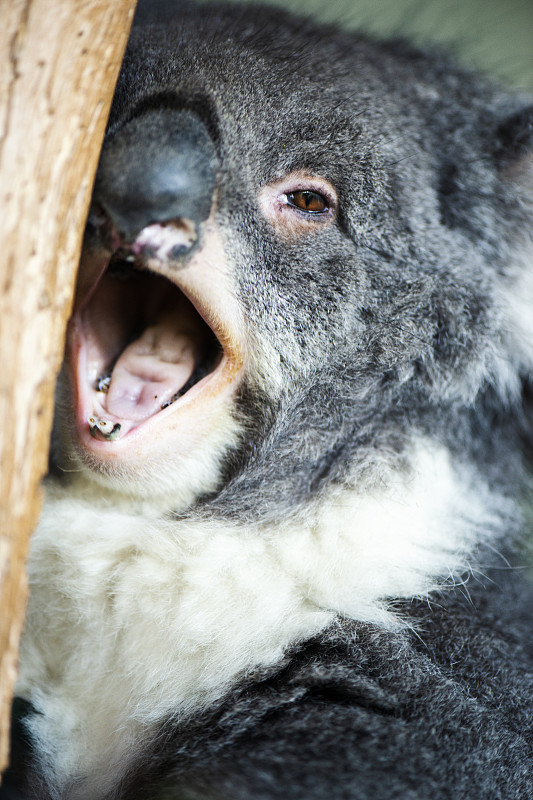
93, 109, 218, 244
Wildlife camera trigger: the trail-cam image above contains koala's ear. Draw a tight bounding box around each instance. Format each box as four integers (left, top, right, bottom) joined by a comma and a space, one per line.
494, 105, 533, 186
493, 104, 533, 377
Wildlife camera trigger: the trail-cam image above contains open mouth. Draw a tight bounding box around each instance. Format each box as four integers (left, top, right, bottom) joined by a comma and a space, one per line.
69, 233, 244, 449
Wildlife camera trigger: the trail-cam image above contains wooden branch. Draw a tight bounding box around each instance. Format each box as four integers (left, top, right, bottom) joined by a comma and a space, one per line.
0, 0, 137, 774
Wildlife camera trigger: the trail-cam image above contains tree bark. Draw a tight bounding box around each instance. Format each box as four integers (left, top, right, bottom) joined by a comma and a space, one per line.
0, 0, 137, 775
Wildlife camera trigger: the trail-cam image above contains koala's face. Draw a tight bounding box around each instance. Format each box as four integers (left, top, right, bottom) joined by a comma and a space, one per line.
54, 4, 533, 512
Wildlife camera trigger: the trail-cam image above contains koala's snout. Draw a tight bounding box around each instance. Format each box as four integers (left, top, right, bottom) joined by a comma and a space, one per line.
92, 108, 218, 250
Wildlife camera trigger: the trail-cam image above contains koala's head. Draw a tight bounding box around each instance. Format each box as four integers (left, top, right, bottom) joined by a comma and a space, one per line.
53, 3, 533, 515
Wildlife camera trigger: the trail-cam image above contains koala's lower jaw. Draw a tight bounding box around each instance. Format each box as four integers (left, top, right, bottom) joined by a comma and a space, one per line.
57, 222, 246, 504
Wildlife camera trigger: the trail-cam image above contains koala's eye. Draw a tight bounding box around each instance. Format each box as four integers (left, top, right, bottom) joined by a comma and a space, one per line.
259, 171, 337, 237
286, 190, 329, 214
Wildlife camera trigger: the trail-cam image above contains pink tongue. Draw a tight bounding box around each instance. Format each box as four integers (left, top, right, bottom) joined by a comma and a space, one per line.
105, 314, 196, 422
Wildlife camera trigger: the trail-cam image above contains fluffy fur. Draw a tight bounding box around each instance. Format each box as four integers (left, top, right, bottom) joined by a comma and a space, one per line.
3, 2, 533, 799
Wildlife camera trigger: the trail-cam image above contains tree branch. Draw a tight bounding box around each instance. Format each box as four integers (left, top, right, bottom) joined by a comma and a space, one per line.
0, 0, 137, 774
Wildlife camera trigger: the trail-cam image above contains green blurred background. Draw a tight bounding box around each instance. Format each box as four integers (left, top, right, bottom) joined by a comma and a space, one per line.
204, 0, 533, 88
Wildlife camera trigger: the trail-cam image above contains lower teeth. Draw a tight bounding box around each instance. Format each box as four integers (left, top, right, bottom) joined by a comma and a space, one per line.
96, 373, 112, 393
88, 416, 122, 440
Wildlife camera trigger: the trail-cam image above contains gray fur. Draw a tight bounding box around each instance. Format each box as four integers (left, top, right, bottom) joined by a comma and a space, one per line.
123, 566, 533, 800
4, 2, 533, 798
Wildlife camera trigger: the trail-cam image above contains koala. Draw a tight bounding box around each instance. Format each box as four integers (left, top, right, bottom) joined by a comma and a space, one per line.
4, 2, 533, 799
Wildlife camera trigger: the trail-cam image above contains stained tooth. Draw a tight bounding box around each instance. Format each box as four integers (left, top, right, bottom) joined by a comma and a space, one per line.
88, 416, 122, 441
96, 373, 112, 393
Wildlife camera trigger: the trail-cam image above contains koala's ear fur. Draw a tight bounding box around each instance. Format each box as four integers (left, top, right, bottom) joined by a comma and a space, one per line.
495, 105, 533, 188
494, 104, 533, 376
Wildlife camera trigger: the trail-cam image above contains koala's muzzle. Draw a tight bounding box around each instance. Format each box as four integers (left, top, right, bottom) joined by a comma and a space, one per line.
67, 104, 243, 456
93, 108, 218, 249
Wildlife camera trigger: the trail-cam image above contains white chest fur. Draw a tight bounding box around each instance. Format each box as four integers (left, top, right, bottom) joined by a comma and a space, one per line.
18, 441, 503, 796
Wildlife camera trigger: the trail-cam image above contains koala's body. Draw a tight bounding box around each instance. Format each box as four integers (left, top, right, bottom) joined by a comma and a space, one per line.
6, 2, 533, 799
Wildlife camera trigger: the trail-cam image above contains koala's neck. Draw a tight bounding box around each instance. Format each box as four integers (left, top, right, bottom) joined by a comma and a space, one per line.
19, 439, 510, 796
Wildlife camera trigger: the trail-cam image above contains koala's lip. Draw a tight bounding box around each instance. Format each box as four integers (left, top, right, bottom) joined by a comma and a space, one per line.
69, 223, 245, 451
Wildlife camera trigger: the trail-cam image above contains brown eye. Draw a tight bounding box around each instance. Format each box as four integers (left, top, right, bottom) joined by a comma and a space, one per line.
286, 190, 329, 214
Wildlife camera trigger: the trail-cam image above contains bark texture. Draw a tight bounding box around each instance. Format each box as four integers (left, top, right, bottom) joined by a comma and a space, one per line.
0, 0, 137, 775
